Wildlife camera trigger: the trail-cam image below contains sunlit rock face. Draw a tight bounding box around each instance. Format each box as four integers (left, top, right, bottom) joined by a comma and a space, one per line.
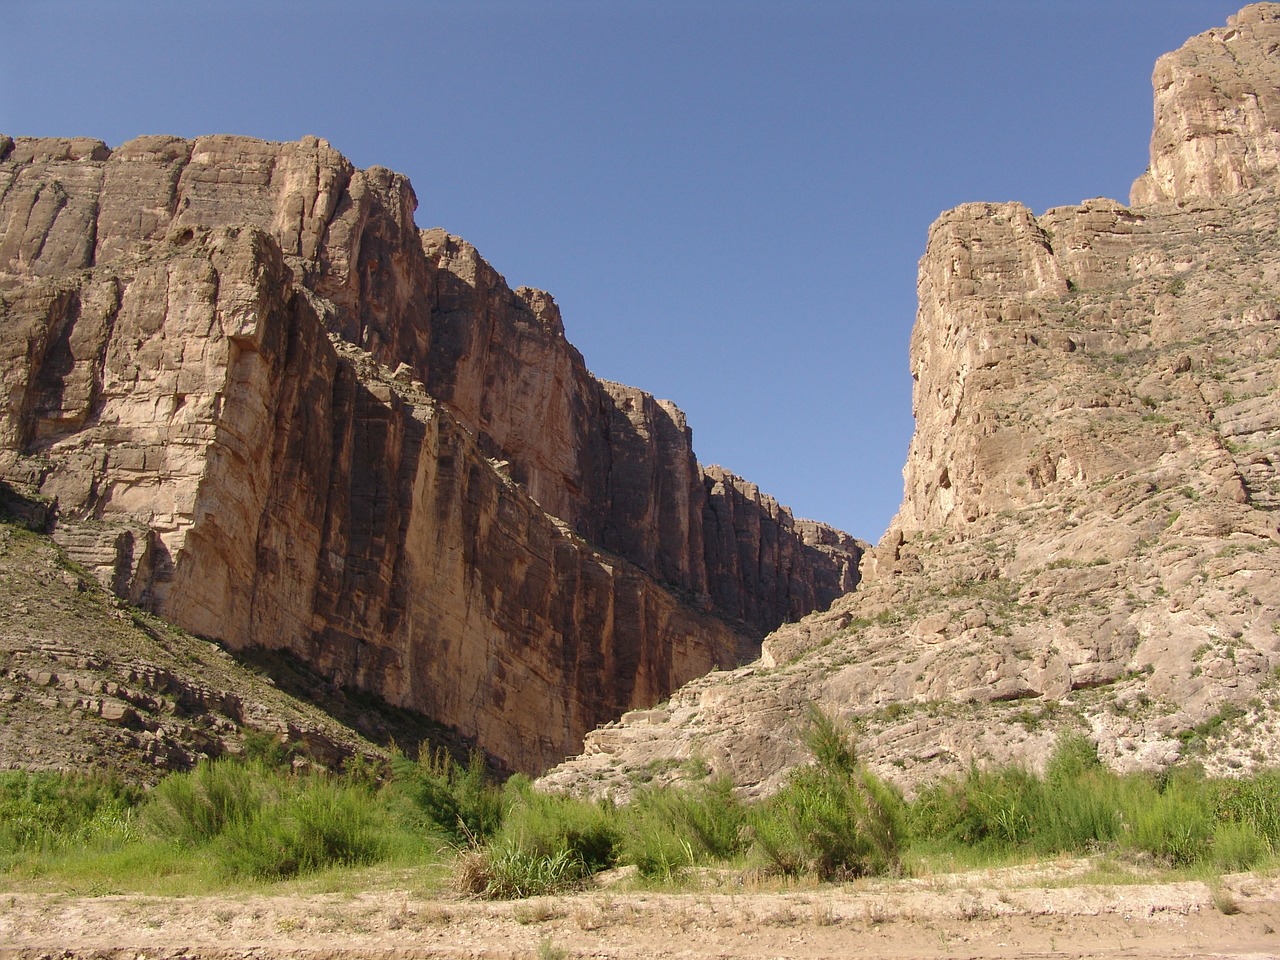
1131, 3, 1280, 206
540, 4, 1280, 800
0, 132, 860, 772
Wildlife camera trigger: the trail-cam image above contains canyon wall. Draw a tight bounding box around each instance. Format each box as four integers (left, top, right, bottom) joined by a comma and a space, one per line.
1131, 2, 1280, 205
0, 133, 859, 771
543, 3, 1280, 798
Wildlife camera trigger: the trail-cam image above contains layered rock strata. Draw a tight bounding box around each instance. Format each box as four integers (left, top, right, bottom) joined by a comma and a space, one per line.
0, 519, 383, 783
543, 3, 1280, 797
0, 134, 859, 771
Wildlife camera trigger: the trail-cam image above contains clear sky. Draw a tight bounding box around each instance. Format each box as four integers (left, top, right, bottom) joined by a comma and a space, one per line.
0, 0, 1251, 542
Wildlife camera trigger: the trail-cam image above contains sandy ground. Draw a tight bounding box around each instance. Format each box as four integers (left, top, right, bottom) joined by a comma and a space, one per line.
2, 862, 1278, 959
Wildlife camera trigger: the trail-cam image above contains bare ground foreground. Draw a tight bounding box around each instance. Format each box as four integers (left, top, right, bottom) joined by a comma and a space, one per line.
2, 863, 1278, 960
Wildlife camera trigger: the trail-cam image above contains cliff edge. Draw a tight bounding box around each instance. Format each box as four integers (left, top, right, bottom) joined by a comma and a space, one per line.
0, 134, 860, 773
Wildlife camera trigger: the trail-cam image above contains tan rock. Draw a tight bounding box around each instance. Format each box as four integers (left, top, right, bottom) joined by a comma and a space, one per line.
1132, 3, 1280, 204
542, 4, 1280, 797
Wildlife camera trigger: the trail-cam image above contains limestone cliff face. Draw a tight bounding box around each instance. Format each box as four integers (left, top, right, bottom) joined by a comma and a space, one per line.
702, 465, 860, 627
1131, 3, 1280, 205
543, 4, 1280, 798
893, 2, 1280, 539
0, 133, 859, 771
417, 229, 854, 631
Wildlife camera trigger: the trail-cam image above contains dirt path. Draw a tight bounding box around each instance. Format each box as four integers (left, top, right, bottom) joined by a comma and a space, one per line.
2, 865, 1278, 959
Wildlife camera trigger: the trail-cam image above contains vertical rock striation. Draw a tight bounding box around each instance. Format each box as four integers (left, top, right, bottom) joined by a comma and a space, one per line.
1131, 3, 1280, 205
0, 133, 860, 771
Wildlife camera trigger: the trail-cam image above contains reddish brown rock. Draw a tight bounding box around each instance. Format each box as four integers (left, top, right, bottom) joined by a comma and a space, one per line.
0, 134, 860, 771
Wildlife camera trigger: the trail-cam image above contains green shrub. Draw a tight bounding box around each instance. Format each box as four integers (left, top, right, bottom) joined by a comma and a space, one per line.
1033, 772, 1126, 854
455, 780, 617, 897
1045, 732, 1102, 784
240, 731, 296, 767
909, 764, 1041, 852
143, 759, 274, 846
0, 771, 140, 854
497, 780, 617, 872
1210, 821, 1267, 871
395, 749, 503, 844
1126, 773, 1213, 866
216, 778, 387, 880
1212, 770, 1280, 851
1033, 734, 1127, 854
143, 759, 403, 881
751, 710, 904, 879
457, 841, 589, 899
910, 735, 1131, 859
620, 777, 746, 879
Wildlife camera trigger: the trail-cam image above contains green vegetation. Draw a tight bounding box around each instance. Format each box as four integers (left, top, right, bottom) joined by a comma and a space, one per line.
0, 770, 141, 861
2, 721, 1278, 899
909, 735, 1280, 872
751, 710, 904, 880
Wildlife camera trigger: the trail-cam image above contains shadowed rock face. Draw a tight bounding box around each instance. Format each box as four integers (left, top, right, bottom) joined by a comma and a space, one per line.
541, 4, 1280, 799
0, 133, 860, 771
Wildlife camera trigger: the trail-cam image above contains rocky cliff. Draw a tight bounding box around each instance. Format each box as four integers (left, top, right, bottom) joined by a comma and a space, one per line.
0, 134, 860, 773
543, 3, 1280, 798
1131, 3, 1280, 205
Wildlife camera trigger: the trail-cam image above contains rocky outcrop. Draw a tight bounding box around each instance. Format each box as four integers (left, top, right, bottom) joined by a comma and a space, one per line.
1131, 3, 1280, 204
542, 4, 1280, 798
0, 134, 859, 772
702, 465, 860, 627
0, 518, 384, 783
418, 229, 856, 633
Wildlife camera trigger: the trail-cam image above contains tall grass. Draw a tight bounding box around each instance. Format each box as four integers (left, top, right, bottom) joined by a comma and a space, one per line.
751, 710, 904, 879
216, 779, 388, 880
620, 776, 747, 879
144, 758, 271, 846
394, 749, 503, 845
1211, 769, 1280, 864
909, 733, 1278, 871
909, 734, 1128, 857
143, 758, 413, 880
0, 771, 141, 860
3, 722, 1279, 897
454, 776, 617, 897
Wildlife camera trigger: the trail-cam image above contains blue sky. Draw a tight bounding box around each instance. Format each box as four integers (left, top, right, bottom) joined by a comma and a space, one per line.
1, 1, 1249, 541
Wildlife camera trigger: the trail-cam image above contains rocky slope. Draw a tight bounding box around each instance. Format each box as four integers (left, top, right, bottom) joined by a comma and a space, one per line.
0, 134, 859, 773
542, 3, 1280, 798
0, 514, 388, 783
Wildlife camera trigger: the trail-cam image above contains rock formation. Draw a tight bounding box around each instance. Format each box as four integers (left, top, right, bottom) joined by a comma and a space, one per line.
0, 133, 859, 773
0, 515, 387, 783
543, 3, 1280, 798
1131, 3, 1280, 205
